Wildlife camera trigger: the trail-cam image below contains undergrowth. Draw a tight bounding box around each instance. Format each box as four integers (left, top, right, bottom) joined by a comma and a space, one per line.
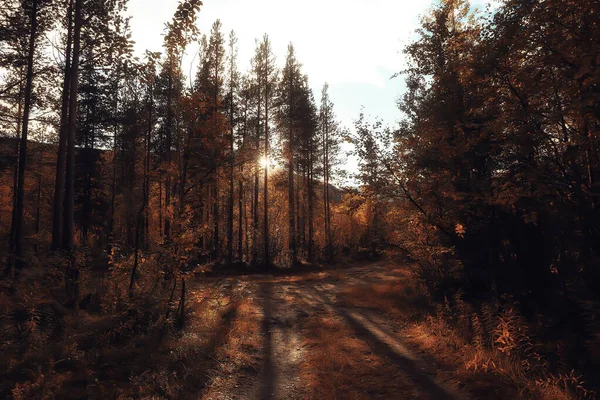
0, 248, 239, 399
338, 267, 596, 400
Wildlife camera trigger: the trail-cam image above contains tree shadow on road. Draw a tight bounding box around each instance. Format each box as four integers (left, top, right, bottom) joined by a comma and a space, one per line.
308, 286, 459, 400
259, 281, 276, 400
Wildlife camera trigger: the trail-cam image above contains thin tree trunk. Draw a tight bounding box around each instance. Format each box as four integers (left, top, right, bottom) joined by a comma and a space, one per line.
158, 173, 163, 239
52, 0, 73, 250
288, 84, 296, 267
245, 182, 249, 260
253, 83, 261, 265
144, 84, 153, 249
263, 76, 270, 269
176, 278, 186, 328
323, 116, 332, 261
63, 0, 82, 250
165, 74, 173, 241
108, 125, 117, 247
227, 98, 235, 266
213, 171, 219, 255
212, 61, 221, 258
129, 207, 143, 297
34, 173, 41, 254
238, 105, 247, 262
13, 0, 39, 266
238, 178, 243, 262
323, 120, 329, 260
295, 159, 301, 254
228, 148, 234, 264
308, 149, 314, 262
8, 74, 23, 264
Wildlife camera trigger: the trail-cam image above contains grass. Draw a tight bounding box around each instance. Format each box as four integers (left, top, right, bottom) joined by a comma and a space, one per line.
201, 293, 263, 400
0, 257, 264, 400
334, 264, 592, 400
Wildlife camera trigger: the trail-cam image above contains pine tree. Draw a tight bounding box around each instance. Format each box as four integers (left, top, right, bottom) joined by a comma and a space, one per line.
276, 43, 302, 266
225, 30, 239, 265
319, 83, 340, 261
13, 0, 43, 265
254, 34, 277, 268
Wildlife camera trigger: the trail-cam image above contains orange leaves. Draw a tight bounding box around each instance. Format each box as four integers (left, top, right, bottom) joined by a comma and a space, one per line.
455, 223, 466, 238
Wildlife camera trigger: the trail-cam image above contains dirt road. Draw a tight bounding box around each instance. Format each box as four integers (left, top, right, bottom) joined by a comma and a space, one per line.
197, 262, 464, 400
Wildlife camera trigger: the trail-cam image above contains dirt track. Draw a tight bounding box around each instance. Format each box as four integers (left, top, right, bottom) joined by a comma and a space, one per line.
198, 262, 465, 400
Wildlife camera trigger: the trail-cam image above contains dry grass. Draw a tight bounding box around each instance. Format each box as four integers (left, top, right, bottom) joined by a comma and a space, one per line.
403, 315, 587, 399
300, 313, 418, 399
336, 273, 592, 400
127, 281, 247, 399
201, 296, 263, 400
0, 267, 257, 399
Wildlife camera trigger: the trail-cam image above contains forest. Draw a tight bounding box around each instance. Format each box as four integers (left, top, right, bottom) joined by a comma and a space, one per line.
0, 0, 599, 398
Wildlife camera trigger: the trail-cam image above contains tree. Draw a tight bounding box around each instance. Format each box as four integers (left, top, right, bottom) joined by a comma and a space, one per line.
276, 43, 302, 266
195, 19, 224, 256
319, 83, 340, 261
63, 0, 82, 251
225, 29, 239, 265
12, 0, 41, 266
297, 77, 319, 262
254, 34, 277, 268
51, 0, 73, 250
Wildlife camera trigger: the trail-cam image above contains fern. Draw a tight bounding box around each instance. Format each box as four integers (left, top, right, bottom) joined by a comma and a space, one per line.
453, 289, 473, 338
472, 314, 483, 349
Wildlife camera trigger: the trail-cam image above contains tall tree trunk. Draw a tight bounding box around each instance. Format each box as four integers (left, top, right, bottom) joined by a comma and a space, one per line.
144, 84, 153, 249
202, 187, 208, 252
108, 124, 117, 248
323, 117, 332, 261
129, 206, 143, 297
288, 142, 296, 267
165, 73, 172, 241
245, 182, 249, 260
263, 81, 270, 269
252, 85, 261, 265
227, 139, 235, 265
158, 173, 163, 239
238, 178, 243, 261
213, 171, 219, 255
8, 73, 23, 265
13, 0, 39, 265
295, 158, 301, 253
63, 0, 82, 250
323, 120, 329, 260
227, 94, 235, 266
238, 106, 247, 262
253, 162, 259, 264
212, 61, 221, 258
34, 173, 41, 254
307, 149, 314, 262
288, 88, 296, 267
299, 165, 306, 251
52, 0, 72, 250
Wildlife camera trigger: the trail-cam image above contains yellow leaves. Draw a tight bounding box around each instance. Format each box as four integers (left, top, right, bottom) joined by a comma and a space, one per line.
454, 223, 466, 238
465, 352, 497, 373
494, 323, 515, 355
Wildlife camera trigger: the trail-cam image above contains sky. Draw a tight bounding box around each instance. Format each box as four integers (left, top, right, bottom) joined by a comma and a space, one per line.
128, 0, 491, 125
126, 0, 492, 180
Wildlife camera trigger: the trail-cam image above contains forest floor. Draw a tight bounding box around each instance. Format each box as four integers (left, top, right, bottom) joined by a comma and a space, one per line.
187, 260, 473, 400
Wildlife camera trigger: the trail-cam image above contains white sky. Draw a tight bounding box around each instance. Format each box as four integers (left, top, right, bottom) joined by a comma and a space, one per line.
126, 0, 491, 179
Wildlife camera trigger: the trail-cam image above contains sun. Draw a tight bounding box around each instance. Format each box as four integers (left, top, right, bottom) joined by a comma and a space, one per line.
259, 156, 268, 168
